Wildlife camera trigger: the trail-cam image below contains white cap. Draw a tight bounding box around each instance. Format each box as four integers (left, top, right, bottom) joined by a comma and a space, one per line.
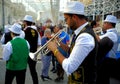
23, 15, 33, 22
61, 1, 84, 15
104, 15, 117, 23
9, 23, 22, 34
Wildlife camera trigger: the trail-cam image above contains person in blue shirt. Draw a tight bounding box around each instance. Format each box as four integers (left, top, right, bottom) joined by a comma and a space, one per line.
53, 24, 70, 82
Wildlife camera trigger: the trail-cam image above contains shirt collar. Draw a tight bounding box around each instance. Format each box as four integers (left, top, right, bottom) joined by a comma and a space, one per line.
13, 36, 21, 40
74, 22, 88, 36
106, 28, 116, 32
24, 26, 31, 30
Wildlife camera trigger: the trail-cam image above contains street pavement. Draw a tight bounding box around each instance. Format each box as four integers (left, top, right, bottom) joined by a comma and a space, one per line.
0, 60, 68, 84
0, 44, 68, 84
0, 43, 120, 84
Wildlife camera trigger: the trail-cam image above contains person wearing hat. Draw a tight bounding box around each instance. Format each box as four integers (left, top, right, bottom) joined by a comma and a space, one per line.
1, 23, 25, 45
96, 15, 119, 84
23, 15, 41, 84
2, 23, 30, 84
47, 1, 98, 84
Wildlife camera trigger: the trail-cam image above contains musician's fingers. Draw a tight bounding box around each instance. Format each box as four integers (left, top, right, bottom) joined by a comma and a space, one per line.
47, 41, 57, 51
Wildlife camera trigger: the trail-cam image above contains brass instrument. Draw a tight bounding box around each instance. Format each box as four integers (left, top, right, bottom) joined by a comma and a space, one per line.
29, 29, 66, 61
93, 27, 103, 35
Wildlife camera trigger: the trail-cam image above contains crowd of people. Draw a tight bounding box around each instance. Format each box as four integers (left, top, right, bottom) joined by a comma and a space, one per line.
0, 1, 120, 84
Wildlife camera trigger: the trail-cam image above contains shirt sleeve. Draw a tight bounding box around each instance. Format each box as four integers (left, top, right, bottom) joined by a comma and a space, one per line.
26, 41, 30, 50
20, 31, 25, 38
62, 33, 95, 75
0, 34, 5, 44
37, 34, 41, 46
2, 42, 12, 61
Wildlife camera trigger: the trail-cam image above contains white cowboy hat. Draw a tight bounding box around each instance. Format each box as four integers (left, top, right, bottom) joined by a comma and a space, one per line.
9, 23, 22, 34
61, 1, 85, 15
104, 15, 117, 23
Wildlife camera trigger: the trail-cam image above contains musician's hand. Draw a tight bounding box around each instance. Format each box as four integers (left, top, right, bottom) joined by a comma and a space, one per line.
47, 41, 58, 52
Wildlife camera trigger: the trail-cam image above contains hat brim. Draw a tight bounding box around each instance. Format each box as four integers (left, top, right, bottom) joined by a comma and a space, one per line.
9, 28, 21, 34
62, 10, 84, 15
104, 20, 116, 23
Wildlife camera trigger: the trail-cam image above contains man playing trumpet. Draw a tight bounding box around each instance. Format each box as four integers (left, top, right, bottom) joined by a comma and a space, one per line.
47, 1, 98, 84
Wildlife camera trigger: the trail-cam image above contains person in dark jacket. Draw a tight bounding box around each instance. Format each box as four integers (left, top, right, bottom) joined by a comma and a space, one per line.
47, 1, 98, 84
23, 15, 41, 84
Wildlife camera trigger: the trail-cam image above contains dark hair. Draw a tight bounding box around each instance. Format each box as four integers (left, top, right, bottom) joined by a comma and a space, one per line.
24, 20, 32, 26
91, 20, 97, 28
11, 32, 20, 36
66, 13, 73, 17
32, 22, 35, 25
110, 23, 116, 28
75, 14, 87, 20
66, 13, 87, 20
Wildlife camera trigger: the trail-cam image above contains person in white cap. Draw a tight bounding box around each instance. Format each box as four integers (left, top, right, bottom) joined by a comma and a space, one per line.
96, 15, 119, 84
2, 23, 30, 84
23, 15, 41, 84
47, 1, 98, 84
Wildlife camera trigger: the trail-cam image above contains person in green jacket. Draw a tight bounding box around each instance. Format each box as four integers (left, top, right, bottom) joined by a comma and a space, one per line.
2, 23, 30, 84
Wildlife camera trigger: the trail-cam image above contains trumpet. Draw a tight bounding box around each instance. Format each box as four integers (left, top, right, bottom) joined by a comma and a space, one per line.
93, 27, 103, 35
29, 29, 66, 61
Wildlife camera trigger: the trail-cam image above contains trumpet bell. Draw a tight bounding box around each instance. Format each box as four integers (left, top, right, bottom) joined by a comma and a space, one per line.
29, 28, 66, 61
29, 52, 37, 61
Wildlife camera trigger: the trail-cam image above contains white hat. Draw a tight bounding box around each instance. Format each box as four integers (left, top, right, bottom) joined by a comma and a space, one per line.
61, 1, 84, 15
9, 23, 22, 34
104, 15, 117, 23
23, 15, 33, 22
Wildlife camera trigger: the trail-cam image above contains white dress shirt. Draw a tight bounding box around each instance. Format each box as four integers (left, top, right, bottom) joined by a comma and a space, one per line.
0, 34, 5, 44
0, 31, 25, 44
99, 28, 119, 59
2, 36, 30, 61
20, 30, 25, 38
99, 28, 118, 43
62, 22, 95, 75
